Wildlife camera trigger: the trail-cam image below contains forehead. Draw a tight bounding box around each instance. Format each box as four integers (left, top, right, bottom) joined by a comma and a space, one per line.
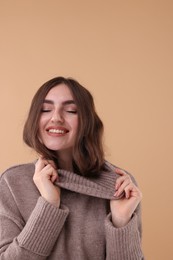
45, 83, 74, 102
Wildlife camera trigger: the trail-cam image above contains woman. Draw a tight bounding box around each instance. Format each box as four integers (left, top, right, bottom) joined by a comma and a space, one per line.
0, 77, 144, 259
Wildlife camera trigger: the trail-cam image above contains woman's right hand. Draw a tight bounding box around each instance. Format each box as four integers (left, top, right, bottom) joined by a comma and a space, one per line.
33, 157, 61, 207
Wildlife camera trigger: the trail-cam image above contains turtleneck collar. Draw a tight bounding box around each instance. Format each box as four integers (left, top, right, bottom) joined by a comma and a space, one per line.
55, 161, 124, 200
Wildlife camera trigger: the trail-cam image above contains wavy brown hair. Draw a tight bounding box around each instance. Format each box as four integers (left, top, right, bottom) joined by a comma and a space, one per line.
23, 77, 105, 176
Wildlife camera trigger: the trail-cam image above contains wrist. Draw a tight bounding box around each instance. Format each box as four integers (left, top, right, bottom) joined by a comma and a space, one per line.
111, 215, 131, 228
42, 196, 60, 208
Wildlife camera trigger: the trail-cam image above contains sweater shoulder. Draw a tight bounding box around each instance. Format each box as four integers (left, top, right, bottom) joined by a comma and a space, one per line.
104, 160, 137, 184
0, 162, 35, 183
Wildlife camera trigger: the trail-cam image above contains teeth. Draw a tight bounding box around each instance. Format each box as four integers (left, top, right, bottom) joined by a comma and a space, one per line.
48, 129, 66, 134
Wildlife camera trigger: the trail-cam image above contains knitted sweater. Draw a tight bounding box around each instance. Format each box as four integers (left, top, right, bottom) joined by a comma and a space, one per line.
0, 161, 144, 260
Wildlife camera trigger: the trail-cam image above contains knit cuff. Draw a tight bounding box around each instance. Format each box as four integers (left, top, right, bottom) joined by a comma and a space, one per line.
17, 196, 69, 256
105, 213, 143, 260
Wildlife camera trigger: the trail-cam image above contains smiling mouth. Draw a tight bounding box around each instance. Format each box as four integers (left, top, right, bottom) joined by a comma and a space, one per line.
47, 128, 69, 134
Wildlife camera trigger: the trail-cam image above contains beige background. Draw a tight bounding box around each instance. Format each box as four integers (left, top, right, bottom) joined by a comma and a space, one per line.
0, 1, 173, 259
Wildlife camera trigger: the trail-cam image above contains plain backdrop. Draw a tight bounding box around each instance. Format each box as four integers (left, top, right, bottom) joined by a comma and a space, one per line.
0, 1, 173, 259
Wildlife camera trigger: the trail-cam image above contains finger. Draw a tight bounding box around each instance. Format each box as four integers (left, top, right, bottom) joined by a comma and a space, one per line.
114, 177, 131, 197
45, 165, 58, 183
115, 167, 127, 176
124, 183, 134, 199
50, 172, 58, 183
124, 182, 143, 200
43, 159, 57, 170
38, 165, 58, 184
35, 157, 46, 172
41, 164, 55, 174
129, 185, 143, 200
35, 156, 57, 172
115, 174, 131, 190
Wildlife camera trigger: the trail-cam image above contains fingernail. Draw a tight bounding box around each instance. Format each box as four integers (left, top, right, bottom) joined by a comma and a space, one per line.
114, 191, 119, 197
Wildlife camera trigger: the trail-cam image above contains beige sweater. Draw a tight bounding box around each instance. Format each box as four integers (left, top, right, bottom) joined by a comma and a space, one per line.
0, 161, 144, 260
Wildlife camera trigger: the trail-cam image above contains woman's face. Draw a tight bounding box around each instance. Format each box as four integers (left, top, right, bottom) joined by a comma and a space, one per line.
38, 84, 79, 156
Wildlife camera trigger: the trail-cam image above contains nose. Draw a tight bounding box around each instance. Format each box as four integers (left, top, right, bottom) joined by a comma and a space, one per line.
51, 110, 64, 124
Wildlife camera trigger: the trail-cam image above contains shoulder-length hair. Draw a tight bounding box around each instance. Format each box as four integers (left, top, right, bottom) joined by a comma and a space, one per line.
23, 77, 105, 176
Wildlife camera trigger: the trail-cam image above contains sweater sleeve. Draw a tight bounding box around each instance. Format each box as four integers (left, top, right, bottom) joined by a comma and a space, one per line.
0, 177, 69, 260
105, 204, 144, 260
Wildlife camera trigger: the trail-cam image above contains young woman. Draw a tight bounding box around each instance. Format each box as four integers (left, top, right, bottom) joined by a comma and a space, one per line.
0, 77, 144, 259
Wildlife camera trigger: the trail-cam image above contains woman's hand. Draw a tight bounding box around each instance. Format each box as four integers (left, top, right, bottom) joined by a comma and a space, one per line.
110, 168, 142, 228
33, 157, 61, 207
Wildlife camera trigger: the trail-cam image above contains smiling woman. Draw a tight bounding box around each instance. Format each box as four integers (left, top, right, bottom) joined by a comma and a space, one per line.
38, 85, 79, 167
0, 77, 144, 259
23, 77, 105, 176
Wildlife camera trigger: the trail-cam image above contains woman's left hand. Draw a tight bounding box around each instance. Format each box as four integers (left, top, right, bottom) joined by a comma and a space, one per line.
110, 168, 142, 228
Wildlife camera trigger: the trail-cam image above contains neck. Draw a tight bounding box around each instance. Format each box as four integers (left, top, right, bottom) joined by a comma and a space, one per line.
56, 150, 73, 172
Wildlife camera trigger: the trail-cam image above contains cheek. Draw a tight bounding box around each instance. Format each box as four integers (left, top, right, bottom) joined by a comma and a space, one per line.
39, 115, 47, 129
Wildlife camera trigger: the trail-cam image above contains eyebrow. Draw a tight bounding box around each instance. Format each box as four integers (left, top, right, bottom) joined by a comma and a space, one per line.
43, 99, 76, 105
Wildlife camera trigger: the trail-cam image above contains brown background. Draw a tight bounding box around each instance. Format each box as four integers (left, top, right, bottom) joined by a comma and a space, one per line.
0, 1, 173, 259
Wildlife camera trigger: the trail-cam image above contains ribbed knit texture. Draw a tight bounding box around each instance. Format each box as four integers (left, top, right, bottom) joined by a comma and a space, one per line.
17, 197, 69, 256
105, 213, 143, 260
0, 162, 144, 259
56, 168, 123, 200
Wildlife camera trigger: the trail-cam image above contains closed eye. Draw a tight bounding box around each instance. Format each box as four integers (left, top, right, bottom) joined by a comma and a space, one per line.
41, 109, 51, 112
66, 110, 77, 114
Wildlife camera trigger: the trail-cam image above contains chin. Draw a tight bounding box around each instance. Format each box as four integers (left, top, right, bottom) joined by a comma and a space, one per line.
46, 145, 72, 152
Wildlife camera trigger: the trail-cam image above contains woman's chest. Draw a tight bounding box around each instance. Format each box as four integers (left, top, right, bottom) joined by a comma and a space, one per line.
50, 190, 110, 260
